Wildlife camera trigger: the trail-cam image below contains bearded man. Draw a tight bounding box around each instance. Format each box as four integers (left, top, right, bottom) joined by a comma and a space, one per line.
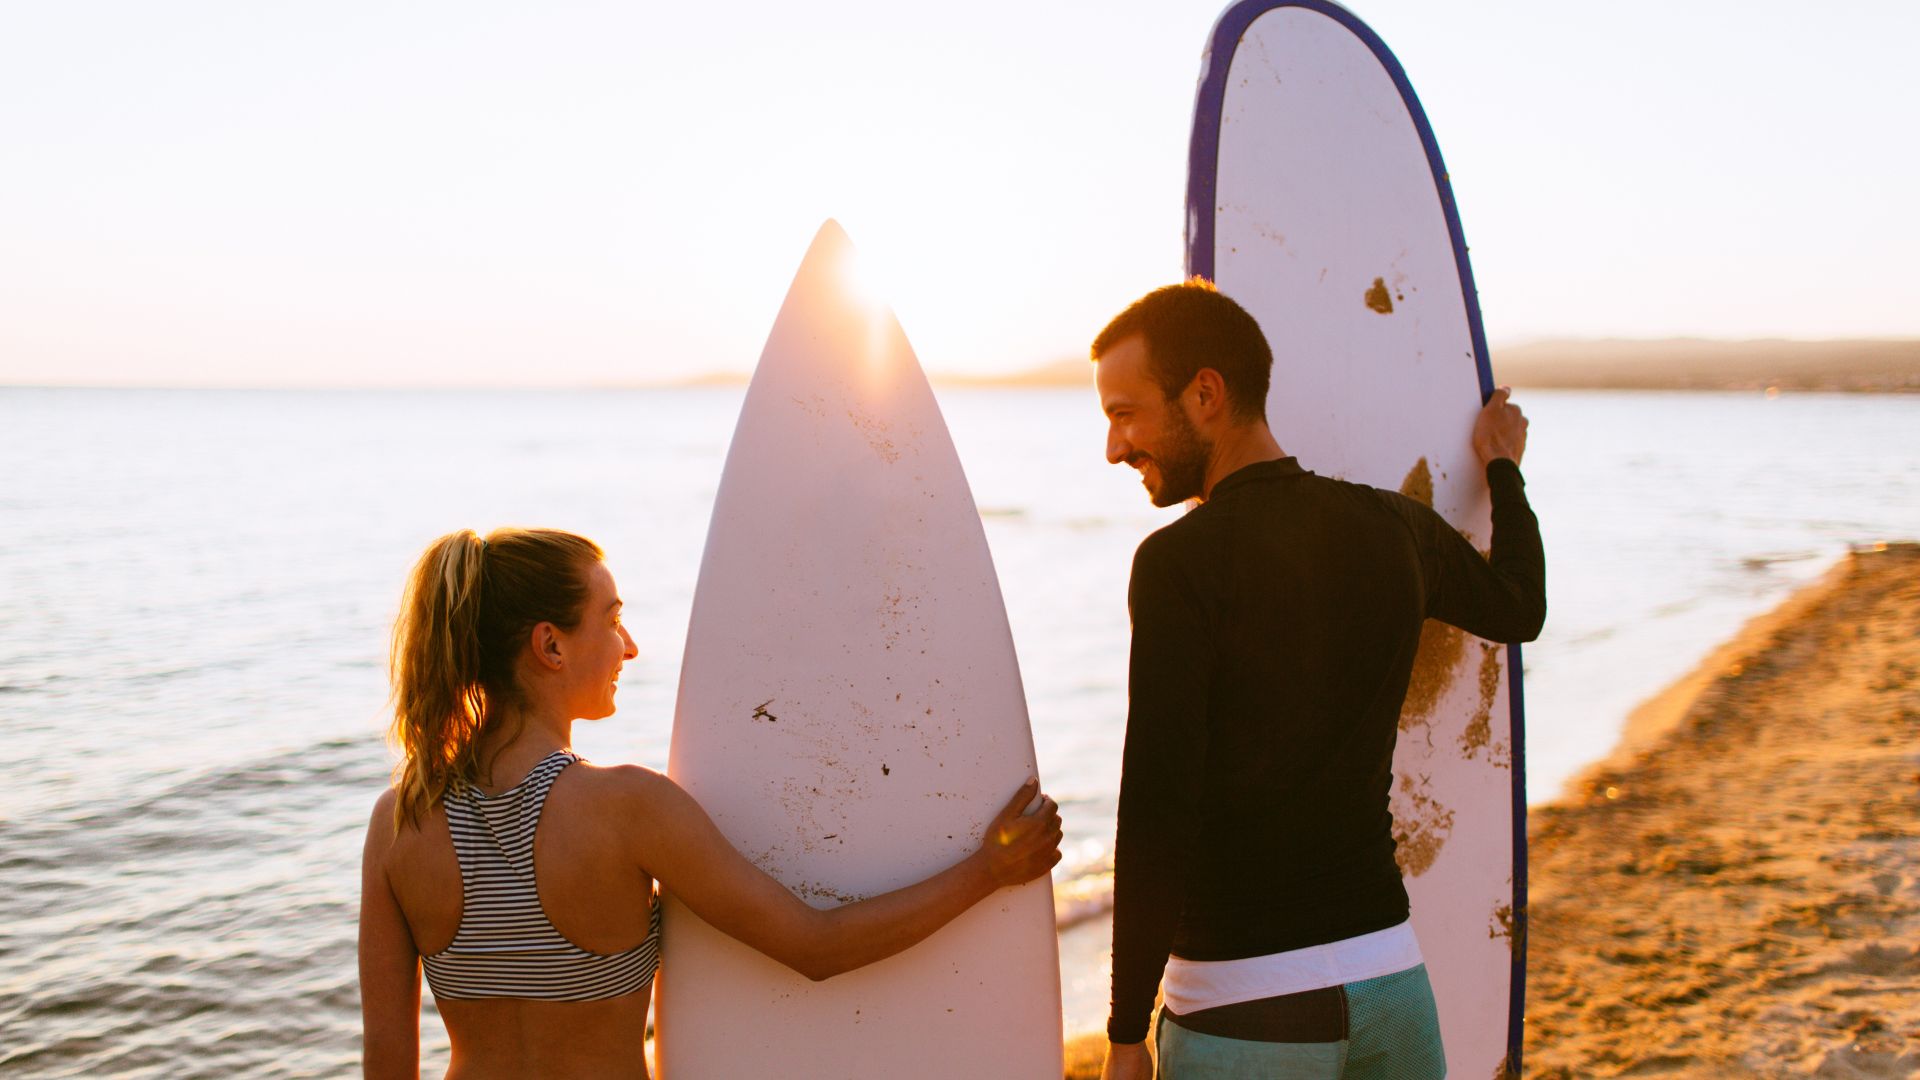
1093, 281, 1545, 1080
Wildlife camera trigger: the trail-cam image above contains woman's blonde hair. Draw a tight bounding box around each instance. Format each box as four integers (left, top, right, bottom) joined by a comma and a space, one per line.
387, 527, 603, 830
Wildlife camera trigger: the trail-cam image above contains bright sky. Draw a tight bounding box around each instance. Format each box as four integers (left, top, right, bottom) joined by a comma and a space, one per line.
3, 1, 1915, 387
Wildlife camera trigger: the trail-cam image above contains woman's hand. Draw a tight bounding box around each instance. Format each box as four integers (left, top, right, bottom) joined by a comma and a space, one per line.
631, 766, 1066, 980
975, 778, 1063, 888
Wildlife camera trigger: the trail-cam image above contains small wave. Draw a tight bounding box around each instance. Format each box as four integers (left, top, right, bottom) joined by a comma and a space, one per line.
1651, 597, 1701, 618
116, 657, 259, 686
67, 736, 381, 830
1739, 550, 1821, 570
1053, 861, 1116, 930
1061, 517, 1119, 531
0, 674, 70, 696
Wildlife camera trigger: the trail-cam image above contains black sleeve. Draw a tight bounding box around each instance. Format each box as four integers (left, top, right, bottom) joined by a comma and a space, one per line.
1107, 528, 1215, 1044
1394, 458, 1546, 643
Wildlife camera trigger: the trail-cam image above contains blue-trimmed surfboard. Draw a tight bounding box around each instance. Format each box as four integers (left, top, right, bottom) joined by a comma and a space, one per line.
1186, 3, 1527, 1075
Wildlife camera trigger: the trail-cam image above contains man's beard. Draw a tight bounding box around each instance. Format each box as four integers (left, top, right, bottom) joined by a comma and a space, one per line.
1146, 404, 1211, 507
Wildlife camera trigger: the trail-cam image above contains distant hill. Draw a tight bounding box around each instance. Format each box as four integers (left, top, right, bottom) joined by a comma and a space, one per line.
1492, 338, 1920, 393
929, 358, 1091, 389
679, 339, 1920, 393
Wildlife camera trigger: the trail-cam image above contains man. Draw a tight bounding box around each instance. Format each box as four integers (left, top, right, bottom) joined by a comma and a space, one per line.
1093, 281, 1545, 1079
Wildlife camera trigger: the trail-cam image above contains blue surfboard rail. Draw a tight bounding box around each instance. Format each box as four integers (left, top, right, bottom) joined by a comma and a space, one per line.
1184, 2, 1527, 1073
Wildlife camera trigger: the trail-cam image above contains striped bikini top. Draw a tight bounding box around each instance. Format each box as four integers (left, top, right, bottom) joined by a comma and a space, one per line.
422, 750, 661, 1002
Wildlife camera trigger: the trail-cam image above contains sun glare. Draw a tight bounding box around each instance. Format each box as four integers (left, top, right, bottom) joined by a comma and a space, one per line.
842, 246, 886, 312
836, 241, 899, 379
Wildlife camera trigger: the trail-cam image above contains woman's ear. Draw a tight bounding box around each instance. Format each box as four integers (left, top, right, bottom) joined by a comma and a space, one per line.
530, 622, 564, 671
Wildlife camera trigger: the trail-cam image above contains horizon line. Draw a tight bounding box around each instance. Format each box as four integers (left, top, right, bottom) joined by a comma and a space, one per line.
5, 334, 1916, 393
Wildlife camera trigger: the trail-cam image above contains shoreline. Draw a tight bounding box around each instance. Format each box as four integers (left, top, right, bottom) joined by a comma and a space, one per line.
1569, 550, 1859, 797
1060, 542, 1919, 1077
1524, 541, 1920, 1076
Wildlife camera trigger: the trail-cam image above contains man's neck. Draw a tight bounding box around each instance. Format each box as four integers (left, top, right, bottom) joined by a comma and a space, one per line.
1198, 421, 1286, 503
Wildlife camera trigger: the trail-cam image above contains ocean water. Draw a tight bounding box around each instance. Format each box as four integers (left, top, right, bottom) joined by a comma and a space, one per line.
1, 386, 1916, 1074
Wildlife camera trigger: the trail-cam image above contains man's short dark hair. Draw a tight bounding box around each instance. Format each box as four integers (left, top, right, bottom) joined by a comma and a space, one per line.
1091, 278, 1273, 422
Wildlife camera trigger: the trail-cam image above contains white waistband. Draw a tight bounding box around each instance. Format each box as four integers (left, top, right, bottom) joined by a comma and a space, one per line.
1162, 921, 1424, 1015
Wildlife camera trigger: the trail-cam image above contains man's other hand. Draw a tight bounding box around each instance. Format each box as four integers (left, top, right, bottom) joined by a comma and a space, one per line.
1102, 1040, 1153, 1080
1473, 385, 1528, 467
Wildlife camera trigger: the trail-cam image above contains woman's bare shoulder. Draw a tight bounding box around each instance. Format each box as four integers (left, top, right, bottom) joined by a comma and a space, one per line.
363, 786, 451, 859
365, 787, 400, 838
361, 787, 407, 872
558, 762, 707, 868
566, 760, 685, 810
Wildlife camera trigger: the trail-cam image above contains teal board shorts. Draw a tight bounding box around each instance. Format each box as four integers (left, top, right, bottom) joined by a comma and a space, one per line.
1155, 963, 1446, 1079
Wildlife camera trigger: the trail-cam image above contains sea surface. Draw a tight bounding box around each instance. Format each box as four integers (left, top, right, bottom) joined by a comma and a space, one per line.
2, 386, 1917, 1074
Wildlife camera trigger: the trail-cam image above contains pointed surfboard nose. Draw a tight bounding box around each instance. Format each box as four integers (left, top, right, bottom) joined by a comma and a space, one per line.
755, 218, 911, 391
666, 213, 1056, 1078
809, 216, 852, 256
719, 219, 949, 483
797, 218, 856, 293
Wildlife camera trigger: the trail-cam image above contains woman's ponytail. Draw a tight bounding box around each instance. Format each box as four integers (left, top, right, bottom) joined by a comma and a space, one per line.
387, 527, 601, 830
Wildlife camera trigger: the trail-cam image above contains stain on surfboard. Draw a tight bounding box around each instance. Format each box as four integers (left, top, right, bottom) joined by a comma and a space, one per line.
1390, 771, 1453, 877
1487, 899, 1523, 954
1398, 457, 1466, 737
1460, 644, 1509, 768
1364, 276, 1395, 313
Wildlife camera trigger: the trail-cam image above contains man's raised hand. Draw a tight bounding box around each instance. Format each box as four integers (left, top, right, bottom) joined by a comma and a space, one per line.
1472, 385, 1529, 467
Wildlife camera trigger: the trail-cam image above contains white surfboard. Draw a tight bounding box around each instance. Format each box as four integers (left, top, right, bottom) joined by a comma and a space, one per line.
1188, 3, 1527, 1075
657, 220, 1062, 1078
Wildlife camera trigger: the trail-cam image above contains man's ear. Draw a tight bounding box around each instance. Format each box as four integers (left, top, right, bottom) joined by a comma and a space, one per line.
1188, 367, 1230, 424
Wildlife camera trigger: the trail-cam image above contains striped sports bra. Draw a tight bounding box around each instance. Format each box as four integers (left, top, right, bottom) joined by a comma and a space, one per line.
422, 750, 661, 1002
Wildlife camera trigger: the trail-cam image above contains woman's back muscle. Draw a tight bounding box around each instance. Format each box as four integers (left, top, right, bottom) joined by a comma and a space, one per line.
379, 761, 661, 1077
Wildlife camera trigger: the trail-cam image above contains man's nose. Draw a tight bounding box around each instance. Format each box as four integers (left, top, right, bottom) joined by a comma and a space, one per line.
1106, 426, 1130, 466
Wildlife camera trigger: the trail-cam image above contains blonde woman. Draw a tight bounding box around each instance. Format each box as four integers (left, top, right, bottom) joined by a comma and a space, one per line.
359, 528, 1061, 1078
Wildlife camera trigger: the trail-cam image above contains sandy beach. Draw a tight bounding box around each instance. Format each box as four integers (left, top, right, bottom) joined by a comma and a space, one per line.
1061, 542, 1919, 1078
1526, 542, 1920, 1076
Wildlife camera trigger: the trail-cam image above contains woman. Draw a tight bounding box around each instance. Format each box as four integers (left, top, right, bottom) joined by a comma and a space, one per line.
359, 528, 1061, 1078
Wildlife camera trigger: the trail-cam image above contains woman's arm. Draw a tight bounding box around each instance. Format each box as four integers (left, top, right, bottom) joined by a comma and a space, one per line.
622, 772, 1060, 981
359, 790, 422, 1080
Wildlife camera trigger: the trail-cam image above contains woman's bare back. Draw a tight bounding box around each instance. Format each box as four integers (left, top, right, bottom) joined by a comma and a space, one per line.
378, 760, 660, 1078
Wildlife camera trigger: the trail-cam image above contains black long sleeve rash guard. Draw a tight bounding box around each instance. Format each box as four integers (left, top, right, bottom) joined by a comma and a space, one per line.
1106, 456, 1545, 1044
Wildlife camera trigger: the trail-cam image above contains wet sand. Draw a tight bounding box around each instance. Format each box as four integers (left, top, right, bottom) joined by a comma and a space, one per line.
1524, 542, 1920, 1077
